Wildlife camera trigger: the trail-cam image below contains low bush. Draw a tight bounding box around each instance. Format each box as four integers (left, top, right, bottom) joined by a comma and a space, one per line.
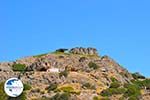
50, 92, 70, 100
132, 72, 145, 80
55, 49, 68, 53
82, 82, 96, 89
59, 86, 74, 93
110, 82, 120, 88
46, 83, 58, 92
128, 96, 139, 100
93, 96, 100, 100
93, 96, 110, 100
88, 62, 99, 70
110, 77, 118, 82
12, 63, 26, 72
33, 53, 47, 58
57, 86, 80, 95
40, 97, 51, 100
101, 88, 126, 97
0, 82, 8, 100
23, 83, 32, 91
132, 79, 150, 89
123, 84, 141, 99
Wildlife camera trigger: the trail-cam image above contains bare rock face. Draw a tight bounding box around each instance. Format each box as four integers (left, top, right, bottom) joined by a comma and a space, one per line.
70, 47, 98, 55
26, 60, 50, 71
0, 62, 13, 72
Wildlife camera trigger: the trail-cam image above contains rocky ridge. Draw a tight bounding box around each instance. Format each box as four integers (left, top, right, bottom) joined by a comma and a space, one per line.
0, 47, 149, 100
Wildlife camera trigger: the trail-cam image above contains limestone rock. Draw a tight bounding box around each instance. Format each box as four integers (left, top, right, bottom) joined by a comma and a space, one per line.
70, 47, 98, 55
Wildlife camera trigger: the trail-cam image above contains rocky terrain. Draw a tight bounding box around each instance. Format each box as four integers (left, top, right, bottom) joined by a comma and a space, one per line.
0, 47, 149, 100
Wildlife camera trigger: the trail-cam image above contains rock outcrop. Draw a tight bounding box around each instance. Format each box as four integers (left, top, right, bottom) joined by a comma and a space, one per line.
69, 47, 98, 55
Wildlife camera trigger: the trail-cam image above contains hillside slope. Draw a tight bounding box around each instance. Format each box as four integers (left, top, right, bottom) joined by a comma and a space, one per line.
0, 47, 149, 100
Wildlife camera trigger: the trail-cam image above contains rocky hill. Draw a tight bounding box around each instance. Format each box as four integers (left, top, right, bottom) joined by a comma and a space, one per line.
0, 47, 149, 100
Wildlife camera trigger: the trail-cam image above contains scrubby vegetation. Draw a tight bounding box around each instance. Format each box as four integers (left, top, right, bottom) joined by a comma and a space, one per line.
55, 49, 68, 53
23, 83, 32, 91
101, 88, 126, 97
0, 82, 8, 100
132, 72, 145, 80
12, 63, 26, 72
88, 62, 99, 70
123, 84, 141, 99
0, 47, 149, 100
100, 78, 147, 99
93, 96, 110, 100
82, 82, 96, 90
50, 92, 70, 100
110, 82, 121, 88
109, 77, 121, 88
93, 96, 100, 100
52, 49, 70, 55
33, 53, 48, 58
46, 83, 58, 92
132, 79, 150, 89
110, 77, 118, 82
57, 86, 80, 95
59, 86, 74, 93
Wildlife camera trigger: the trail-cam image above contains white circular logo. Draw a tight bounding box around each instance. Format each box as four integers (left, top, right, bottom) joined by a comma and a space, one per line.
4, 78, 24, 97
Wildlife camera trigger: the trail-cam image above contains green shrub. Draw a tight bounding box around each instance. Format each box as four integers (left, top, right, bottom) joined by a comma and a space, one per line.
110, 77, 118, 82
56, 49, 68, 53
110, 82, 120, 88
101, 88, 126, 97
128, 96, 138, 100
0, 82, 8, 100
59, 70, 69, 78
101, 81, 143, 98
57, 86, 80, 95
144, 79, 150, 88
132, 72, 145, 80
46, 83, 58, 92
101, 97, 110, 100
23, 83, 32, 91
88, 62, 99, 70
93, 96, 104, 100
93, 96, 99, 100
33, 53, 47, 58
12, 63, 26, 72
132, 79, 150, 89
52, 49, 70, 55
40, 97, 51, 100
59, 86, 74, 93
82, 82, 96, 90
50, 92, 70, 100
119, 97, 126, 100
124, 84, 141, 99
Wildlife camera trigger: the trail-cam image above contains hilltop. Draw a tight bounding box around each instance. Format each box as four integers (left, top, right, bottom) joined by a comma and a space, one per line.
0, 47, 150, 100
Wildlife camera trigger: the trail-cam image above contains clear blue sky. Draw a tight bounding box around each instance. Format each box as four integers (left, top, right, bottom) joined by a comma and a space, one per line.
0, 0, 150, 77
